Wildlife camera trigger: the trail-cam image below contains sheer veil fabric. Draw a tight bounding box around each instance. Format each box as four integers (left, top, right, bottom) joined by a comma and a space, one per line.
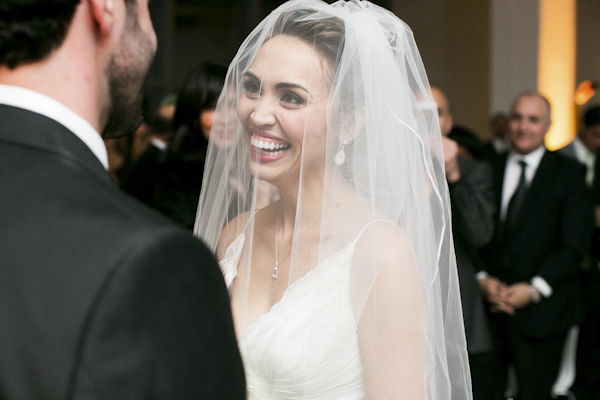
194, 0, 472, 398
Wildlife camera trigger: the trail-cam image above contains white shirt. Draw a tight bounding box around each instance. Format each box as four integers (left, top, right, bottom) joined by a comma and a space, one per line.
500, 145, 546, 221
571, 136, 596, 186
492, 137, 509, 153
0, 84, 109, 170
149, 137, 168, 151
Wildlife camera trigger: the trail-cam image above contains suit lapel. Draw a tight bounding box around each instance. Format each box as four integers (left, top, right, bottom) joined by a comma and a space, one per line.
493, 153, 508, 223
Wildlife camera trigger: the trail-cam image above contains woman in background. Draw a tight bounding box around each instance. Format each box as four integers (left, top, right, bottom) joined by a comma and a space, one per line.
153, 63, 228, 229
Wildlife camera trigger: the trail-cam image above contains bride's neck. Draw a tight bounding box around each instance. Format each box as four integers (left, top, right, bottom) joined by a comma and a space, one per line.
276, 183, 326, 236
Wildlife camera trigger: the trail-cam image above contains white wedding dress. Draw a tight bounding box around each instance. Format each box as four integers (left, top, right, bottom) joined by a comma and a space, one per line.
219, 233, 366, 399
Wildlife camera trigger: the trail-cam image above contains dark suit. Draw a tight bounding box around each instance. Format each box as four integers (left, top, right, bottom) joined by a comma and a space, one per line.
594, 149, 600, 206
449, 156, 495, 400
152, 155, 205, 230
563, 146, 600, 400
450, 157, 494, 353
121, 141, 165, 206
0, 105, 246, 399
556, 140, 577, 160
482, 149, 592, 400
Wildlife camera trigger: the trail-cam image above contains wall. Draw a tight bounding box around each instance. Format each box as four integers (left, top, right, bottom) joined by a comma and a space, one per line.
489, 0, 539, 121
390, 0, 490, 139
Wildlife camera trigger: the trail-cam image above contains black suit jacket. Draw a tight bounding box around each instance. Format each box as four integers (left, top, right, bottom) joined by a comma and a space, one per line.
0, 105, 246, 399
449, 156, 494, 354
121, 142, 165, 206
594, 149, 600, 206
483, 150, 592, 339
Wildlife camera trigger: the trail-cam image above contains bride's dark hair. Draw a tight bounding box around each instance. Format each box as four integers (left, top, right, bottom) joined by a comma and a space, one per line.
271, 9, 345, 79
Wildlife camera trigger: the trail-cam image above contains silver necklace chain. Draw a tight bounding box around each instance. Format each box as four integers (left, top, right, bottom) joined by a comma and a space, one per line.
273, 206, 326, 279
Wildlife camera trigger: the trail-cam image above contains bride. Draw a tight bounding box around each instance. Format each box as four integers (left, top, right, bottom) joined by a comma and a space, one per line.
194, 0, 471, 398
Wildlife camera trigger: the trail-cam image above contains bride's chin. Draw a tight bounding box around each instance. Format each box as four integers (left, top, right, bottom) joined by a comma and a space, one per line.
248, 160, 295, 186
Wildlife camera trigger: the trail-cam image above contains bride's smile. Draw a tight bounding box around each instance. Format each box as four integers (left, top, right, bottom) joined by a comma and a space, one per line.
249, 132, 291, 161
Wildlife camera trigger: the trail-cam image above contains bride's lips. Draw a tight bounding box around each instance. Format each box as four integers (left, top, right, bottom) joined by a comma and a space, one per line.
249, 132, 290, 162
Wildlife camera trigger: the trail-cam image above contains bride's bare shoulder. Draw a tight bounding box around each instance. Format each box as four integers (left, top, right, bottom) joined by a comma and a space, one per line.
216, 211, 253, 260
353, 218, 415, 269
216, 204, 278, 259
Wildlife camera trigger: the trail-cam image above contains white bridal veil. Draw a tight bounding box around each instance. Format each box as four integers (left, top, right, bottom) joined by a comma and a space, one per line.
194, 0, 472, 398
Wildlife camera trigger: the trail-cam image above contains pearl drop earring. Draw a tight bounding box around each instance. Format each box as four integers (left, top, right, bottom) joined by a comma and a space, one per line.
335, 141, 347, 165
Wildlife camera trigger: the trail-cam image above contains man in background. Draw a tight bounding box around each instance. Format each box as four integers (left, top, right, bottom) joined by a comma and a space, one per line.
431, 87, 496, 400
558, 105, 600, 186
479, 91, 591, 400
559, 105, 600, 400
0, 0, 245, 398
482, 112, 510, 160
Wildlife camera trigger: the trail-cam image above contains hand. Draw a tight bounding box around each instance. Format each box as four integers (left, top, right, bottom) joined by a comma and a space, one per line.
506, 282, 532, 310
478, 276, 514, 315
490, 303, 516, 315
442, 136, 461, 183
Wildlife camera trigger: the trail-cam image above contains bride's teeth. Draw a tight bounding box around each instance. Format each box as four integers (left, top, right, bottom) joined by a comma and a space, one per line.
251, 134, 288, 153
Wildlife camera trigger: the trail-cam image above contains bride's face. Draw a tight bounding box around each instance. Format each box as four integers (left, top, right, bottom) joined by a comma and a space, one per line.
238, 34, 330, 186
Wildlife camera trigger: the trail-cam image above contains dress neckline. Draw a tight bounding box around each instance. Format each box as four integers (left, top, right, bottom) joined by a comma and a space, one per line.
221, 218, 392, 342
239, 239, 357, 344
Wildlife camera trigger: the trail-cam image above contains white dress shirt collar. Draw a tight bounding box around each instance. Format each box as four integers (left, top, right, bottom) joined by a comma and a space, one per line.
572, 136, 596, 186
0, 84, 109, 170
572, 136, 594, 163
506, 145, 546, 183
500, 145, 546, 220
150, 137, 168, 151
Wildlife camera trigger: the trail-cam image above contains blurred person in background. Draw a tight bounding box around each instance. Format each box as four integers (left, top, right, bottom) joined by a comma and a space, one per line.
479, 91, 592, 400
448, 125, 486, 160
482, 112, 510, 160
152, 62, 228, 229
559, 105, 600, 400
558, 105, 600, 187
432, 87, 496, 400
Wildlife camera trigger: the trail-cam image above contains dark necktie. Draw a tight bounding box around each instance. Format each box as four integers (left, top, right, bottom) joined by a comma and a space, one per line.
504, 160, 528, 237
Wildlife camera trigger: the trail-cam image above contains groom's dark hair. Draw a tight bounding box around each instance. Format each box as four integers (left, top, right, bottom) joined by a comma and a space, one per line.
0, 0, 135, 69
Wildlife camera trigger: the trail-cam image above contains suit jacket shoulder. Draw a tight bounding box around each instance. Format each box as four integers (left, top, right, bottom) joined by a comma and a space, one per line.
556, 141, 577, 160
0, 106, 246, 399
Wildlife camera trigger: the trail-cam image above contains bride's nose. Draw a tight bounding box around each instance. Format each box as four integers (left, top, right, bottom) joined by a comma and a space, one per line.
249, 97, 276, 126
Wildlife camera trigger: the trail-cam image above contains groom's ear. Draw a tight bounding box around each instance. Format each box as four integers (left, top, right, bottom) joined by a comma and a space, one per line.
87, 0, 115, 36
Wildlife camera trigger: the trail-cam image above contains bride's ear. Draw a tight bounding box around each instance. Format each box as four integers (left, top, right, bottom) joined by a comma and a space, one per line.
340, 106, 366, 144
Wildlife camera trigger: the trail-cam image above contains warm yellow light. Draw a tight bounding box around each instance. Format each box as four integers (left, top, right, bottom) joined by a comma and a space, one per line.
538, 0, 576, 151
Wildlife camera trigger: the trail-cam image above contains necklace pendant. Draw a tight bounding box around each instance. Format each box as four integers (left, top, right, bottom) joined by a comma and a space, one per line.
272, 263, 279, 279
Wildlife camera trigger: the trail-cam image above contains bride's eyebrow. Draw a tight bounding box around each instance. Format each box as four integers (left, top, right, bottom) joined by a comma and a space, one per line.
275, 82, 309, 94
243, 71, 309, 94
243, 71, 260, 82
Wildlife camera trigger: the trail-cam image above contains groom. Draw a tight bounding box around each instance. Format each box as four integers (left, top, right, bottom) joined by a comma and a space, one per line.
0, 0, 245, 398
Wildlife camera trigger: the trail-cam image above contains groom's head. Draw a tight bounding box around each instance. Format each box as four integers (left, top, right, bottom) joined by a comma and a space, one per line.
0, 0, 157, 138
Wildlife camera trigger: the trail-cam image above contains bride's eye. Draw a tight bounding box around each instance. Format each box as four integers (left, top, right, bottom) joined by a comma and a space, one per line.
280, 91, 304, 107
243, 80, 261, 99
